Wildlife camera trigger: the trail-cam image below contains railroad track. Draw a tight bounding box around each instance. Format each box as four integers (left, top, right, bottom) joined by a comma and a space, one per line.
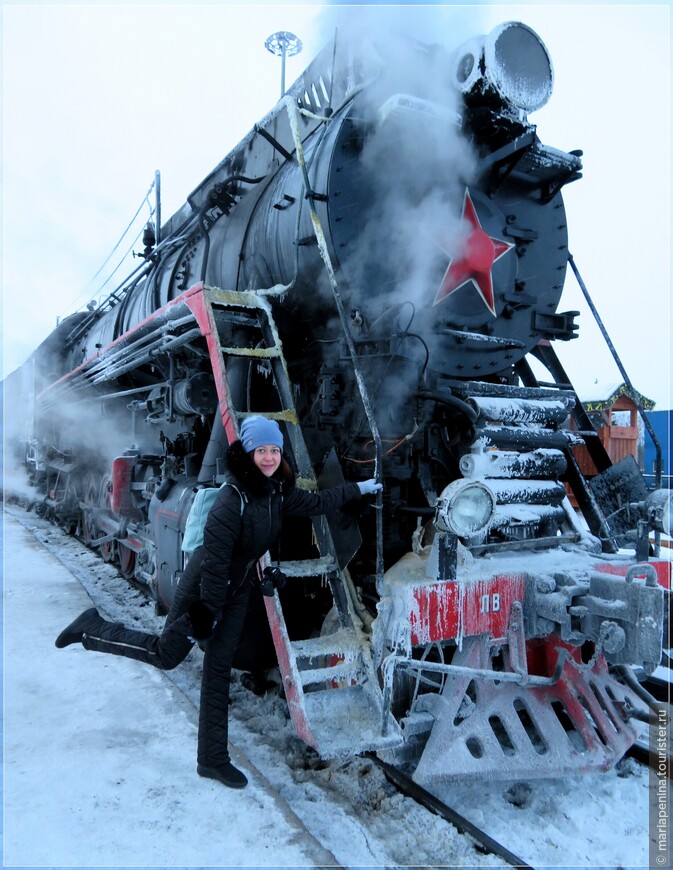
10, 505, 659, 868
12, 507, 512, 866
365, 753, 533, 868
624, 668, 672, 773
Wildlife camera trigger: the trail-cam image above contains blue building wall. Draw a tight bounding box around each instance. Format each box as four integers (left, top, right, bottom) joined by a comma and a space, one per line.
643, 409, 671, 488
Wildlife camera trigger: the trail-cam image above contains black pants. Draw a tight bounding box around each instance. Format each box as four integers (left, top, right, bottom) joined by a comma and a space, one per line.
81, 548, 251, 768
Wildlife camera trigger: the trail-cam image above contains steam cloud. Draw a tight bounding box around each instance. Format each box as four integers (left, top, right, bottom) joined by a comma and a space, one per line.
311, 6, 491, 422
1, 350, 157, 504
318, 6, 488, 310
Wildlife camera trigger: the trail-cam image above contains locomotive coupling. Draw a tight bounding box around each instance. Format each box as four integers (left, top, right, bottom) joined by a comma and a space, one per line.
531, 564, 665, 673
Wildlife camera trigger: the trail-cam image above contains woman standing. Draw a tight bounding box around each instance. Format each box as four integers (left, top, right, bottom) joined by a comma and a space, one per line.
55, 416, 381, 789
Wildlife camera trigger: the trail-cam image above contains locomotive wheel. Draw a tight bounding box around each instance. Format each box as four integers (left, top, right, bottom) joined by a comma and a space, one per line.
119, 545, 136, 580
80, 472, 100, 544
98, 474, 117, 563
65, 518, 78, 536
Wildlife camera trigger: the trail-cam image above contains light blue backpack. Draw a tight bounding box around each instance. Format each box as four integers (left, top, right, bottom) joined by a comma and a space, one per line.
181, 482, 247, 553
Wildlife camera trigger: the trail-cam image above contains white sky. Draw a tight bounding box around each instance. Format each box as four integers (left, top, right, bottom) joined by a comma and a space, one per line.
2, 2, 671, 407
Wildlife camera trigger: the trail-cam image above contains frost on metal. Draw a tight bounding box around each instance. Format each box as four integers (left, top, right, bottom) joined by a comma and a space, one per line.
470, 396, 572, 425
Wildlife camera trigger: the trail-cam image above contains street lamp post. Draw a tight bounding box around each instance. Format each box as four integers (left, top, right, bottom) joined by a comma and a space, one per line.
265, 31, 303, 97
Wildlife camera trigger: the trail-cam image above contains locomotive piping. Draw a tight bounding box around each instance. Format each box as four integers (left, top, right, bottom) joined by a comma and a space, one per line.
65, 259, 153, 351
417, 389, 479, 423
198, 174, 266, 284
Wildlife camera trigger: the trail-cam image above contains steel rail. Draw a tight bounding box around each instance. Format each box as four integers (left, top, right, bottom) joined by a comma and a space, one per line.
365, 753, 534, 869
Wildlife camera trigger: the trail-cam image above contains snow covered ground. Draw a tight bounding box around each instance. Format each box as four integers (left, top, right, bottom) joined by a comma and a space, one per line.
2, 506, 659, 869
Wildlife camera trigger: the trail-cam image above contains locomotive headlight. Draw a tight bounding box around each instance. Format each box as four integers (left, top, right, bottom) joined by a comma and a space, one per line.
435, 480, 496, 537
453, 21, 554, 115
484, 22, 553, 113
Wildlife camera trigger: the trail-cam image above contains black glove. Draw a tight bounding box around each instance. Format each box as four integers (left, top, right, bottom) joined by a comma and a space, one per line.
188, 600, 220, 646
260, 565, 288, 597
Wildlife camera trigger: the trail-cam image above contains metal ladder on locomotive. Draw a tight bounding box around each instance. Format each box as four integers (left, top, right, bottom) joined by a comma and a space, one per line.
190, 284, 403, 758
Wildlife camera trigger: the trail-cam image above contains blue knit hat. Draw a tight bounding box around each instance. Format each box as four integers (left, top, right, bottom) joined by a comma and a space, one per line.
239, 416, 284, 453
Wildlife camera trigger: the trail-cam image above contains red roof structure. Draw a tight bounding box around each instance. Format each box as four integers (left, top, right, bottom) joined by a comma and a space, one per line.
571, 383, 655, 476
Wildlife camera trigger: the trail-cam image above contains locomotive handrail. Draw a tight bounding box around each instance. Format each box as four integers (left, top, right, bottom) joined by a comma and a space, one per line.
380, 649, 572, 737
64, 259, 153, 351
180, 34, 358, 220
435, 328, 526, 350
383, 651, 569, 687
283, 94, 385, 588
64, 174, 163, 352
87, 174, 158, 290
568, 254, 663, 492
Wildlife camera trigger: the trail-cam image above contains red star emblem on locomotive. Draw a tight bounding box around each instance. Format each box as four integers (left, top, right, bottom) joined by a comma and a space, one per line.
433, 190, 514, 315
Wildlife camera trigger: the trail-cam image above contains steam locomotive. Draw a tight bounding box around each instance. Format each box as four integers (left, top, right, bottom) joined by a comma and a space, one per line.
7, 21, 670, 783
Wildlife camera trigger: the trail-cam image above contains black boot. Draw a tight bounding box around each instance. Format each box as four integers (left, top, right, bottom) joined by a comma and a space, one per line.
197, 762, 248, 789
55, 607, 104, 648
240, 671, 277, 696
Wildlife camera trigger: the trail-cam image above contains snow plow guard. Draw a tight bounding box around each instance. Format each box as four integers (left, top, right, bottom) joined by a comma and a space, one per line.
403, 634, 647, 784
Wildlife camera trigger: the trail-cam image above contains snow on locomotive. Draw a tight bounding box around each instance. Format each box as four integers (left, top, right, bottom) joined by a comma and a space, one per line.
7, 21, 670, 783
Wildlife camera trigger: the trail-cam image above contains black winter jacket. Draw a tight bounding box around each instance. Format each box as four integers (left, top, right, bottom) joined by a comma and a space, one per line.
199, 440, 362, 614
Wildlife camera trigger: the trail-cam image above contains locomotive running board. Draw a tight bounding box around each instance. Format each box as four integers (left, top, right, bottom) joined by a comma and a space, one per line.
410, 637, 644, 783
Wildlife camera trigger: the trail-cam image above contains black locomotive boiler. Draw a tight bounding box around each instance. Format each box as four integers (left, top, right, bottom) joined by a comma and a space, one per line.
7, 21, 670, 783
